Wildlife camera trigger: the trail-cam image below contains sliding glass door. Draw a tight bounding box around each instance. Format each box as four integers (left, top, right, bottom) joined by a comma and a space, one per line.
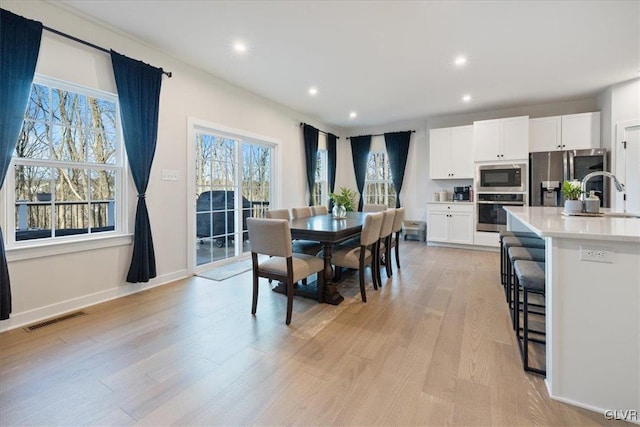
195, 131, 273, 267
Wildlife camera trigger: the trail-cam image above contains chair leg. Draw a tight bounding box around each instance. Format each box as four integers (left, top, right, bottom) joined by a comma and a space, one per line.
385, 237, 393, 278
394, 233, 400, 269
359, 251, 367, 302
372, 242, 379, 290
252, 271, 258, 315
375, 242, 383, 287
285, 280, 293, 325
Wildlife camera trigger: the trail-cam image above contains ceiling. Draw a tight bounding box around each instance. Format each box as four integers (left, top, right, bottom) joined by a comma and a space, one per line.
57, 0, 639, 128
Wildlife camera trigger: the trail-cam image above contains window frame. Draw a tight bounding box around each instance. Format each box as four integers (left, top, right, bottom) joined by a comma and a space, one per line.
364, 151, 396, 208
3, 74, 129, 258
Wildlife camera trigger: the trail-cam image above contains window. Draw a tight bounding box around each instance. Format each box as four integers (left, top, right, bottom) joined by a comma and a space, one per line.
312, 149, 328, 206
364, 152, 396, 208
8, 77, 123, 244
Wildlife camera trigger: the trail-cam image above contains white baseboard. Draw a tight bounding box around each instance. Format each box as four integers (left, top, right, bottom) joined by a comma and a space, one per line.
0, 269, 189, 333
427, 241, 499, 252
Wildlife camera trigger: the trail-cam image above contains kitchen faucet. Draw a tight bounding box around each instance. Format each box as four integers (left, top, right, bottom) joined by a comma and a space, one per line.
581, 171, 625, 199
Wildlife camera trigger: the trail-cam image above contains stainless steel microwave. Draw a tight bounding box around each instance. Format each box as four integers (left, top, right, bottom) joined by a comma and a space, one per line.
476, 163, 527, 192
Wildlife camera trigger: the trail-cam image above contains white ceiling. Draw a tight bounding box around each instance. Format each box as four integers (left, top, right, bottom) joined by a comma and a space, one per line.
58, 0, 639, 128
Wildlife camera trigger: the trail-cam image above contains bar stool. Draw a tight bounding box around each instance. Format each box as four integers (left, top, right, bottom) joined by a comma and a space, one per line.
499, 231, 539, 285
501, 236, 545, 289
507, 246, 545, 329
513, 260, 546, 376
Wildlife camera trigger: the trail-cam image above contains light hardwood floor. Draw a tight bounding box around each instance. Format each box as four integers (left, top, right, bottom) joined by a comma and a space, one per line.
0, 243, 628, 426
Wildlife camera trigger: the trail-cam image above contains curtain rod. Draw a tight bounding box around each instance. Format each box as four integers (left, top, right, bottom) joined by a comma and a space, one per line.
299, 122, 339, 139
346, 130, 416, 140
43, 25, 173, 78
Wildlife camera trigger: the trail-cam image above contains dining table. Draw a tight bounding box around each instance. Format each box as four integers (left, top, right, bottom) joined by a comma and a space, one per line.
285, 211, 368, 305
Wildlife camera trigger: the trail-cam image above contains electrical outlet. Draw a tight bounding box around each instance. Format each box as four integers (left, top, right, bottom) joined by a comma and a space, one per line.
161, 169, 179, 181
580, 245, 614, 263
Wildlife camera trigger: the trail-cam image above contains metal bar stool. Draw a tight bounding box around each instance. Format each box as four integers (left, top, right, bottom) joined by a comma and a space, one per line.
499, 231, 540, 285
513, 260, 546, 376
501, 235, 545, 292
507, 246, 545, 330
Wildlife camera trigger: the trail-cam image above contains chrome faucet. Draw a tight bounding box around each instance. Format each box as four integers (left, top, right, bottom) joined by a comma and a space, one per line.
581, 171, 625, 199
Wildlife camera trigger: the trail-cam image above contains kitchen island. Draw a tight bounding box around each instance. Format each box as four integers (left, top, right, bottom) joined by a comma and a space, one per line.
505, 206, 640, 420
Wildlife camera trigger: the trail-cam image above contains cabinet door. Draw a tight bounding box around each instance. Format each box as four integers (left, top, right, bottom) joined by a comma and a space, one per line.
474, 119, 501, 162
562, 112, 601, 150
429, 128, 452, 179
450, 125, 474, 178
530, 116, 562, 152
448, 212, 473, 244
502, 116, 529, 160
427, 211, 449, 241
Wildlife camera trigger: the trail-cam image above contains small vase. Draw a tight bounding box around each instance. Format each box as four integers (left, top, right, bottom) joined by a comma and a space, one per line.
332, 204, 346, 219
564, 200, 583, 214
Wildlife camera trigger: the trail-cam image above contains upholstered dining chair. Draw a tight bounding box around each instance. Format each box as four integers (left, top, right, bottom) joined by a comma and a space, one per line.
330, 212, 384, 302
247, 218, 324, 325
363, 203, 387, 212
377, 209, 396, 282
265, 208, 291, 220
291, 207, 312, 219
310, 205, 328, 216
388, 207, 405, 272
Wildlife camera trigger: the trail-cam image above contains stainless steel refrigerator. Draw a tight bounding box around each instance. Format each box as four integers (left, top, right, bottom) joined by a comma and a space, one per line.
529, 149, 608, 207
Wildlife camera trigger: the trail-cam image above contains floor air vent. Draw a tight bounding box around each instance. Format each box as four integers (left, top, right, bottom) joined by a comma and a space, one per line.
24, 311, 87, 332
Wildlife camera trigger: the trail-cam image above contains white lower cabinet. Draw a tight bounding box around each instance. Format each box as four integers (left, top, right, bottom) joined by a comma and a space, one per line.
426, 203, 473, 245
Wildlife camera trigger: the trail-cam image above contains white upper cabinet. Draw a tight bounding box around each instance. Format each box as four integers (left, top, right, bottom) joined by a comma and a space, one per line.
530, 112, 601, 152
561, 112, 601, 151
529, 116, 562, 152
429, 125, 473, 179
474, 116, 529, 162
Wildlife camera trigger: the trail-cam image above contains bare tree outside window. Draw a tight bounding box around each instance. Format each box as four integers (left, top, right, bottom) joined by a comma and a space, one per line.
12, 80, 120, 241
365, 152, 396, 208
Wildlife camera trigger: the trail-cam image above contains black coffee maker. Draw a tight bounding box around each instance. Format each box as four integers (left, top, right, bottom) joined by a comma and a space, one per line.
453, 186, 471, 201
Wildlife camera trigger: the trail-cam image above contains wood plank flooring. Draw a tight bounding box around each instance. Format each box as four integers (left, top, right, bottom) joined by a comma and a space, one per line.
0, 242, 628, 426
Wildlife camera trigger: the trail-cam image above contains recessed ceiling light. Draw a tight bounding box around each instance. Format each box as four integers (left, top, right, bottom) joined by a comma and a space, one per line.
462, 94, 471, 102
349, 111, 357, 119
308, 87, 318, 96
233, 42, 247, 53
455, 56, 467, 66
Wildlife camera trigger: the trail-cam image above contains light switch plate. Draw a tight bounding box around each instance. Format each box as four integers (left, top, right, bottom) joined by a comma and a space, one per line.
161, 169, 179, 181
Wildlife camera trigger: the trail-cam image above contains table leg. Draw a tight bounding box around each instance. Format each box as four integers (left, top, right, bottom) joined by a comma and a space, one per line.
321, 242, 344, 305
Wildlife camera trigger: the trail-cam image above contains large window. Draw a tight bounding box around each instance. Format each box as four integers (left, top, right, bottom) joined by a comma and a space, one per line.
8, 77, 123, 243
364, 152, 396, 208
312, 149, 328, 206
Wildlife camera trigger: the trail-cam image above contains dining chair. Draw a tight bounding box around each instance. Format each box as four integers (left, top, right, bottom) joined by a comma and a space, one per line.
247, 218, 324, 325
310, 205, 328, 216
330, 212, 384, 302
291, 207, 312, 219
363, 203, 387, 212
266, 208, 291, 220
389, 207, 405, 272
377, 209, 396, 282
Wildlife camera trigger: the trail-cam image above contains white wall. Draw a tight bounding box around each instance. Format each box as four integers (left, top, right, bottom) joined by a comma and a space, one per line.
598, 77, 640, 209
1, 0, 342, 331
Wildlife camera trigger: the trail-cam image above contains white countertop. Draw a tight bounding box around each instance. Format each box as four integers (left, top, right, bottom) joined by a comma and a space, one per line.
504, 206, 640, 242
426, 201, 473, 204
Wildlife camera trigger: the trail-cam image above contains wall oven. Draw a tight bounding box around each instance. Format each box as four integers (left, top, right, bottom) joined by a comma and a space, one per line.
476, 193, 526, 232
477, 163, 527, 193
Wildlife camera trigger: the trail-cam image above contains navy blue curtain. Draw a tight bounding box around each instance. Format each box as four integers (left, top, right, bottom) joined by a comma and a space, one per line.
350, 135, 371, 211
302, 124, 319, 205
111, 51, 163, 283
384, 131, 412, 208
327, 133, 337, 208
0, 9, 43, 320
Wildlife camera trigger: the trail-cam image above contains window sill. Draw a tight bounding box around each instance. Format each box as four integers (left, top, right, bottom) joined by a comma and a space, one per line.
6, 233, 134, 262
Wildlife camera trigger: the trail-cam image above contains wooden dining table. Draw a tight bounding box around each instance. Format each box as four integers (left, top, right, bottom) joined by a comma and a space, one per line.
287, 211, 368, 305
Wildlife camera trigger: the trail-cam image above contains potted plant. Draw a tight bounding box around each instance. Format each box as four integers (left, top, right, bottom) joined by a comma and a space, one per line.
329, 187, 357, 218
562, 180, 583, 213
